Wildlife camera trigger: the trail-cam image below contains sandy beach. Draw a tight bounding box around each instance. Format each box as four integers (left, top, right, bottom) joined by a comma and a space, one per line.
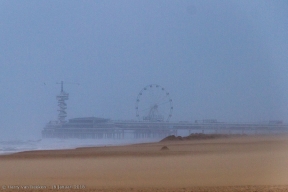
1, 135, 288, 192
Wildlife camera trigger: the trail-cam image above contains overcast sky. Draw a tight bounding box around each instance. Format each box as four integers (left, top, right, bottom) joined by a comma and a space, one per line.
0, 0, 288, 139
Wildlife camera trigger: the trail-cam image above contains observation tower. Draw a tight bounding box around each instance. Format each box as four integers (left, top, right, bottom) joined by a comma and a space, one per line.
56, 81, 69, 124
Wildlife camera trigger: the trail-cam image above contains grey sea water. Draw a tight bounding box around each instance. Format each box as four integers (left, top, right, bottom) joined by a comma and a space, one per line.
0, 128, 278, 155
0, 138, 160, 155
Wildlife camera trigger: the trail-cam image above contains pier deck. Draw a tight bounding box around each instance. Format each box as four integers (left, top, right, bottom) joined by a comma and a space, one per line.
42, 118, 288, 139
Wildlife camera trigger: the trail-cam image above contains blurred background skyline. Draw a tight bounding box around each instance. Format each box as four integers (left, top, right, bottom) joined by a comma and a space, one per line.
0, 0, 288, 139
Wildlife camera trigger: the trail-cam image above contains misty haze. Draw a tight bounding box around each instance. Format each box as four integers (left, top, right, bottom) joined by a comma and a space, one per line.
0, 0, 287, 140
1, 1, 288, 191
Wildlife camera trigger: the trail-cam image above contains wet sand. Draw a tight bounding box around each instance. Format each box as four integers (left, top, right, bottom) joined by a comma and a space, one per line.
1, 135, 288, 191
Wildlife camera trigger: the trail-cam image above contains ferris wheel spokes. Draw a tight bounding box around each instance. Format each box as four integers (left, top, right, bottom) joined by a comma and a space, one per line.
135, 84, 173, 122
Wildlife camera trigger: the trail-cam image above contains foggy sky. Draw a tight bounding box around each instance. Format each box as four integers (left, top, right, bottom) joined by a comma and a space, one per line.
0, 0, 288, 139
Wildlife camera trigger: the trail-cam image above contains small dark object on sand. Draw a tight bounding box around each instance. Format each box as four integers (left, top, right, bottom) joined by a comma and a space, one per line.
161, 146, 169, 150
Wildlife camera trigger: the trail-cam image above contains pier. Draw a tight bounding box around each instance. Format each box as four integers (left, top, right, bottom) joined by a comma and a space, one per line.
42, 83, 288, 139
42, 118, 288, 139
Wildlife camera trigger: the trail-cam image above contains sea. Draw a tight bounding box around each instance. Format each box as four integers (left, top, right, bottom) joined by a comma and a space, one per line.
0, 129, 196, 155
0, 128, 279, 155
0, 138, 160, 155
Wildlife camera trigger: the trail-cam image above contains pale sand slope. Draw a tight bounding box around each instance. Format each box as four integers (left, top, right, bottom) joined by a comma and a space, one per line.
1, 135, 288, 192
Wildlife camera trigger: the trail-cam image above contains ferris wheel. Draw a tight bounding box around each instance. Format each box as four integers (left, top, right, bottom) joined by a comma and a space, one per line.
135, 84, 173, 122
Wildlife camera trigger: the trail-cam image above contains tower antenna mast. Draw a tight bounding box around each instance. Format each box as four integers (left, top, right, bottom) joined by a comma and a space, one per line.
56, 81, 69, 124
